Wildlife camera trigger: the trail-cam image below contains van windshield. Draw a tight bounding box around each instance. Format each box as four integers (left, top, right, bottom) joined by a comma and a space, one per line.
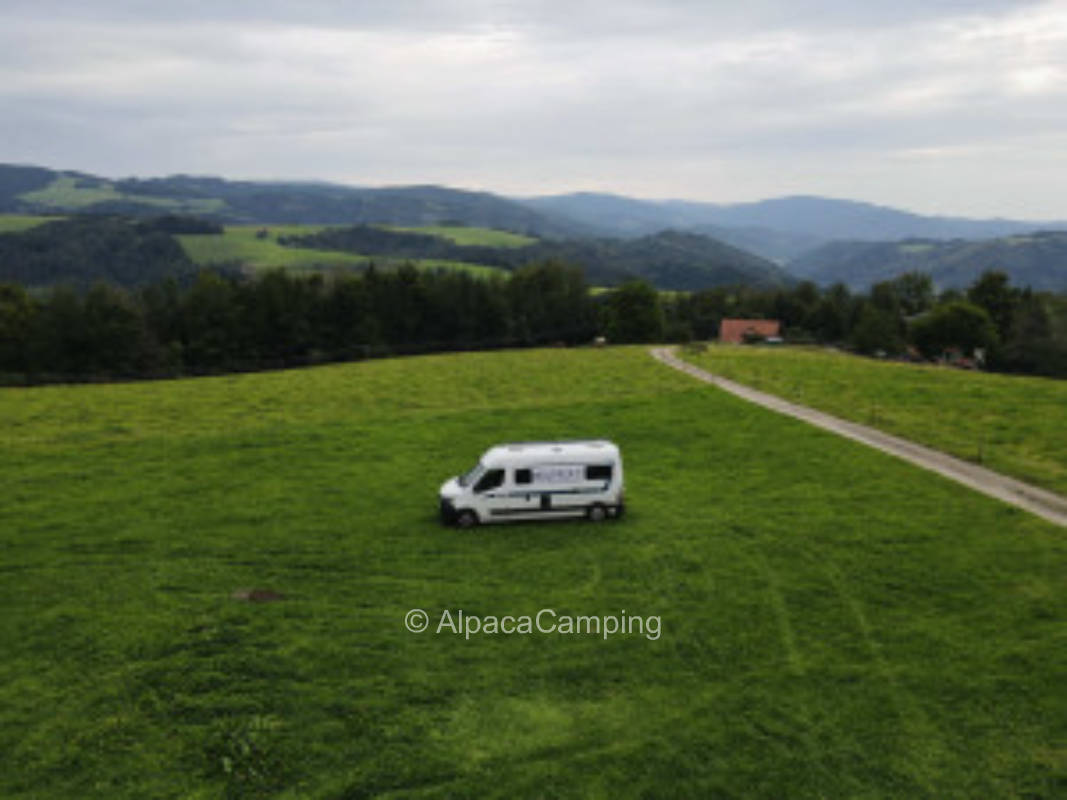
457, 463, 484, 488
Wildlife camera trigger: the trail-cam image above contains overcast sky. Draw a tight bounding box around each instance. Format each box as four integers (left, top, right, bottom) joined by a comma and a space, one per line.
3, 1, 1067, 218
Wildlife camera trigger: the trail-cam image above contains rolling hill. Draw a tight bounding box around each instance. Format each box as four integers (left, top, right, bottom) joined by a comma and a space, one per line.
522, 192, 1067, 263
0, 216, 202, 288
0, 164, 588, 239
0, 213, 788, 291
6, 163, 1067, 291
788, 231, 1067, 291
289, 225, 794, 290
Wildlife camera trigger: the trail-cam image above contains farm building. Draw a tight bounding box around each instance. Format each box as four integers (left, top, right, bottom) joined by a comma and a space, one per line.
719, 318, 781, 344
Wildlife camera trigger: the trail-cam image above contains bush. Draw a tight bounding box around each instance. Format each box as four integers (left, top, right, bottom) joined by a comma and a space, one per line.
910, 301, 998, 359
850, 305, 904, 356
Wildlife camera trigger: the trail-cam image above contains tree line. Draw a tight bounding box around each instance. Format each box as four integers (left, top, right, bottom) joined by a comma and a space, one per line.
655, 270, 1066, 377
0, 262, 596, 382
0, 262, 1064, 384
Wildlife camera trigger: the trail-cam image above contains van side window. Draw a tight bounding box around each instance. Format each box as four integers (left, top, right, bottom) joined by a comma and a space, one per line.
515, 469, 532, 485
473, 469, 505, 493
586, 465, 613, 481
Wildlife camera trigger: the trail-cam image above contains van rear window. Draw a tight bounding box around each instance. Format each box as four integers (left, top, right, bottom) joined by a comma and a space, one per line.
586, 465, 613, 481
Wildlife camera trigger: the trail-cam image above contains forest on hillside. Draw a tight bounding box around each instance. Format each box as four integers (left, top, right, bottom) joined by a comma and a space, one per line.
1, 258, 1064, 383
0, 214, 790, 291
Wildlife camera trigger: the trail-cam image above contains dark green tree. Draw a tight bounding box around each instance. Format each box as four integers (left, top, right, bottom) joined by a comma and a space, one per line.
83, 282, 151, 374
600, 280, 664, 343
850, 303, 905, 355
992, 292, 1067, 377
910, 301, 998, 359
967, 270, 1020, 341
0, 283, 35, 372
892, 272, 935, 316
181, 271, 241, 370
508, 260, 592, 344
28, 285, 89, 375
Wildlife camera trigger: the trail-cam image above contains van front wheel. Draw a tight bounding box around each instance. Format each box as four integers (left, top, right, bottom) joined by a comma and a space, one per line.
455, 510, 479, 529
587, 504, 608, 522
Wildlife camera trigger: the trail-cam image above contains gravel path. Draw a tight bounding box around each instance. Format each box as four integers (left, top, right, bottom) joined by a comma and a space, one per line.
651, 347, 1067, 528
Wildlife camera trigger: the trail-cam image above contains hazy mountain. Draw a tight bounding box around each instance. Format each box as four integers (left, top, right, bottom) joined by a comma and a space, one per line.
521, 192, 703, 236
0, 165, 589, 239
788, 232, 1067, 291
691, 195, 1062, 241
290, 226, 792, 290
687, 223, 826, 265
523, 192, 1066, 262
6, 163, 1067, 291
521, 230, 794, 290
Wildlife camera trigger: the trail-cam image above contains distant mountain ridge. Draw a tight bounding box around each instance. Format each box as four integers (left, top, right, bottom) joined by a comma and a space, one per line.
522, 192, 1066, 261
0, 164, 590, 239
788, 232, 1067, 291
4, 162, 1067, 291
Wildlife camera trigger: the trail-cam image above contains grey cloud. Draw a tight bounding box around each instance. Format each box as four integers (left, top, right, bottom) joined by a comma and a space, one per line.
1, 0, 1066, 217
2, 0, 1045, 33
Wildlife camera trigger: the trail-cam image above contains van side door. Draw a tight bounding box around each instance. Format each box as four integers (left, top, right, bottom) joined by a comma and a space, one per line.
472, 468, 540, 520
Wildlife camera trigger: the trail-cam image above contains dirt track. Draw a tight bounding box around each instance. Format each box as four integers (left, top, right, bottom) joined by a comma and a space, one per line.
650, 347, 1067, 529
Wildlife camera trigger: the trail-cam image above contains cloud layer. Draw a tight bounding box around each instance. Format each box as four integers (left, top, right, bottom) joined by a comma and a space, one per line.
3, 0, 1066, 217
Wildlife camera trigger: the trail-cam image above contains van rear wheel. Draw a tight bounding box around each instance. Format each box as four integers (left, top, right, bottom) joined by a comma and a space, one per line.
455, 510, 478, 529
587, 503, 607, 522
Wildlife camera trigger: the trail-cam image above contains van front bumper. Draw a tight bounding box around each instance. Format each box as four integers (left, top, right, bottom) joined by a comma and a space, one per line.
439, 497, 458, 525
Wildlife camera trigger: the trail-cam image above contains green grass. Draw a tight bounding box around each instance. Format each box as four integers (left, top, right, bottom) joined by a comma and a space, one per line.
20, 176, 225, 214
178, 226, 508, 277
20, 175, 125, 207
386, 225, 537, 248
1, 347, 1064, 798
177, 225, 368, 271
0, 214, 65, 233
590, 288, 690, 298
412, 259, 506, 278
680, 344, 1067, 495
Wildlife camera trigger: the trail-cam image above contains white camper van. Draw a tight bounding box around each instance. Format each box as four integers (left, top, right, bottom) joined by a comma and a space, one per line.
439, 440, 624, 527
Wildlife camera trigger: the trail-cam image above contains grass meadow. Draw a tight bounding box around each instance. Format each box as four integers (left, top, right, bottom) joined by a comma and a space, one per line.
0, 215, 65, 233
177, 226, 368, 272
19, 176, 225, 214
1, 347, 1064, 798
177, 226, 507, 277
0, 215, 512, 277
682, 345, 1067, 495
385, 225, 537, 248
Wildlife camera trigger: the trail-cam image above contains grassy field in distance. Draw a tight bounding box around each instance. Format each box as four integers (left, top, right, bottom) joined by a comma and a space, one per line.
1, 346, 1064, 798
177, 225, 368, 271
386, 224, 537, 248
0, 214, 65, 233
178, 225, 508, 277
18, 175, 225, 214
679, 344, 1067, 495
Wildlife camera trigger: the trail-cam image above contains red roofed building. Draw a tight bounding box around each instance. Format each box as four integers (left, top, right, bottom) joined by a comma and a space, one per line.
719, 318, 781, 344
